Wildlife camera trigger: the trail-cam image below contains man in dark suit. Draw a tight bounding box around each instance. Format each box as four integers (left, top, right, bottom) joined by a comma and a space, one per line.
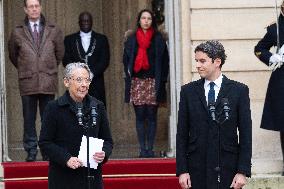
63, 11, 110, 106
176, 40, 252, 189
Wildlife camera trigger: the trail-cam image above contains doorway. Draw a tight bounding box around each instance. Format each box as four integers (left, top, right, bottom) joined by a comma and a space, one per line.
4, 0, 170, 160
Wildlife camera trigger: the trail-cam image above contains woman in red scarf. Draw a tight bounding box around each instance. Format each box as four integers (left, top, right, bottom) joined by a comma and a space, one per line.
123, 9, 169, 158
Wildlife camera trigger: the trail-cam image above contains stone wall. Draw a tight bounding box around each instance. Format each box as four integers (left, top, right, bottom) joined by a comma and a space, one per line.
3, 0, 283, 174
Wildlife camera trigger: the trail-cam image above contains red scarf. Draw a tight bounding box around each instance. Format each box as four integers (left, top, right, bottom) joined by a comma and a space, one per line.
134, 27, 154, 73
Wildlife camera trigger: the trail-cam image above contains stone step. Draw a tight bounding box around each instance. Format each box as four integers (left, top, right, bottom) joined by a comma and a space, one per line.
8, 143, 168, 161
245, 174, 284, 189
0, 162, 284, 189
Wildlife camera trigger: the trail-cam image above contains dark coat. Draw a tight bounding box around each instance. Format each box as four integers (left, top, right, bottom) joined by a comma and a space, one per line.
8, 15, 64, 96
63, 31, 110, 105
176, 76, 252, 189
254, 15, 284, 131
122, 31, 169, 103
39, 91, 113, 189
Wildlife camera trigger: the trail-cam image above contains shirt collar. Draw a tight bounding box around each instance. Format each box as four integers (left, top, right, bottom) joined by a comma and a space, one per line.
80, 31, 92, 37
29, 20, 40, 27
204, 73, 223, 88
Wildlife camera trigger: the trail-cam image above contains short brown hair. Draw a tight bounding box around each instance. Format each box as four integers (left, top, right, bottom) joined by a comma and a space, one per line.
24, 0, 41, 7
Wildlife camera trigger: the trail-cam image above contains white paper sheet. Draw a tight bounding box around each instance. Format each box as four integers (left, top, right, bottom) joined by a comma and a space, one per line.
78, 135, 104, 169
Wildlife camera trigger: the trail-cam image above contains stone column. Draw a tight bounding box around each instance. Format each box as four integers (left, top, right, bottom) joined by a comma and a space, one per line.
0, 0, 9, 162
165, 0, 180, 157
165, 0, 192, 157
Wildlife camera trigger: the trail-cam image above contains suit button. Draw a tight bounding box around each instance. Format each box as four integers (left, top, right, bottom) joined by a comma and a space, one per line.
214, 166, 220, 172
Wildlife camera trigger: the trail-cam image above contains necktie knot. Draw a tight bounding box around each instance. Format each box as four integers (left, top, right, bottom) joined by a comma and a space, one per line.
209, 82, 215, 90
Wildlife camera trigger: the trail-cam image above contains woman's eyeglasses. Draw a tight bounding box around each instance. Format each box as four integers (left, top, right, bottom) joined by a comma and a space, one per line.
69, 77, 92, 85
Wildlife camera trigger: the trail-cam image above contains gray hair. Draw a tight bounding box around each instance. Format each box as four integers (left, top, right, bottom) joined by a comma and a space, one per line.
64, 62, 94, 80
194, 40, 227, 67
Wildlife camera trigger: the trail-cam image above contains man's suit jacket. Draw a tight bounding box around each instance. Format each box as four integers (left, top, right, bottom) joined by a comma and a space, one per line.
63, 31, 110, 105
176, 75, 252, 189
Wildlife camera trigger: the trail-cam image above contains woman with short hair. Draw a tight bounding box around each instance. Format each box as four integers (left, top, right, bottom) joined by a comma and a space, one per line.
39, 62, 113, 189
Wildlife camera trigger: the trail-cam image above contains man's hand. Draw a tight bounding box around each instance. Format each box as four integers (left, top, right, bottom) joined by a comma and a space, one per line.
179, 173, 191, 189
269, 53, 283, 71
230, 173, 247, 189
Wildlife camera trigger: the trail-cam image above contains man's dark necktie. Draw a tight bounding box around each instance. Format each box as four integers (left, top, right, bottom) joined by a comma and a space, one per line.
208, 82, 215, 103
32, 23, 39, 47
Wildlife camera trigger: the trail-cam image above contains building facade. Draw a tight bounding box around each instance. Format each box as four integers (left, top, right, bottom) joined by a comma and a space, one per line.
0, 0, 282, 174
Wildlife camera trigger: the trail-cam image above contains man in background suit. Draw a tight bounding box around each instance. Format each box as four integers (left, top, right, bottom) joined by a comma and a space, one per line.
176, 40, 252, 189
63, 11, 110, 106
8, 0, 64, 162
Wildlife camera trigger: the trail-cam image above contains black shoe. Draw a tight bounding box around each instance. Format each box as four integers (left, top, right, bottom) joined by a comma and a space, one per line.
139, 149, 148, 158
146, 150, 155, 158
26, 153, 36, 162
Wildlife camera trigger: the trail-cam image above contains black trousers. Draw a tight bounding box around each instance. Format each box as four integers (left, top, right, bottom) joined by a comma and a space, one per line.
21, 94, 54, 155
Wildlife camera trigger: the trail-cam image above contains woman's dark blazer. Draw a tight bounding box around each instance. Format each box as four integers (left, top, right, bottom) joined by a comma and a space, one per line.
122, 30, 169, 103
39, 91, 113, 189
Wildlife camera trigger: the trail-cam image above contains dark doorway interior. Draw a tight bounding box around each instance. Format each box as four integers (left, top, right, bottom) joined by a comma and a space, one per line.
4, 0, 169, 160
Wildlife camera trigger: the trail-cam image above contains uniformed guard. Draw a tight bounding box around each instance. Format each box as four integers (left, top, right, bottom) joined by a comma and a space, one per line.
254, 0, 284, 176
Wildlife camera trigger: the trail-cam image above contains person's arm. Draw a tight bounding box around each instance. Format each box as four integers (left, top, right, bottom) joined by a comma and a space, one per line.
176, 86, 190, 176
39, 102, 72, 167
254, 26, 276, 66
62, 36, 73, 67
8, 30, 19, 68
122, 39, 132, 103
237, 85, 252, 177
54, 27, 64, 65
91, 35, 110, 78
122, 40, 131, 79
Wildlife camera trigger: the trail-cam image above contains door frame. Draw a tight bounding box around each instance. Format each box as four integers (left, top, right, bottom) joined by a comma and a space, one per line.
0, 0, 9, 162
165, 0, 183, 157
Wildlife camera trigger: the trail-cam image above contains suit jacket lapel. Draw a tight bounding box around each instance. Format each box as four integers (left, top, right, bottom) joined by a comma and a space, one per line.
86, 31, 96, 54
76, 32, 87, 56
127, 35, 138, 77
215, 75, 232, 107
23, 25, 37, 52
39, 26, 51, 52
195, 79, 208, 111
